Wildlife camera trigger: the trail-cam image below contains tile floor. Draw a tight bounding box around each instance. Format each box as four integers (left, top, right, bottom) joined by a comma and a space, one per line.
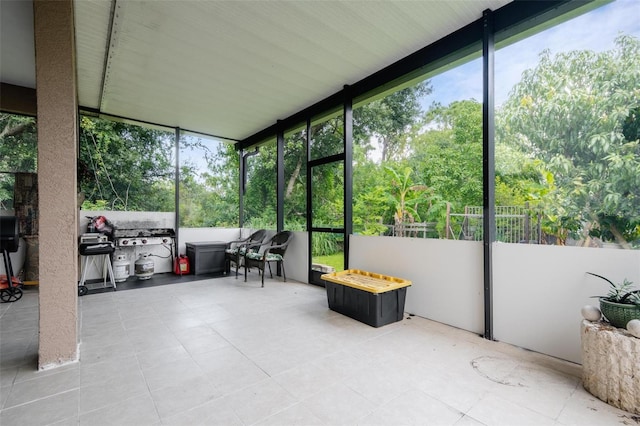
0, 273, 636, 426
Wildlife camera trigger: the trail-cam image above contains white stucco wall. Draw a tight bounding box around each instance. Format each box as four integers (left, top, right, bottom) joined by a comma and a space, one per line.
349, 235, 484, 334
285, 231, 309, 283
493, 243, 640, 363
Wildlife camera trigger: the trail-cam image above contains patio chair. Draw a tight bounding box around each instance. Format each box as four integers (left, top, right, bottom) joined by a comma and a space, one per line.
225, 229, 266, 278
243, 231, 293, 287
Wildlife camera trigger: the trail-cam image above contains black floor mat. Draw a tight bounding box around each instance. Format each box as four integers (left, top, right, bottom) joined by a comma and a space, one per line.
82, 271, 226, 295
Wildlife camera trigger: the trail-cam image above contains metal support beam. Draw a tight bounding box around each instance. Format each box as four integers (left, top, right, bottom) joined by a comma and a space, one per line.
239, 149, 244, 227
305, 118, 313, 282
277, 125, 285, 232
174, 127, 181, 244
239, 148, 260, 227
343, 86, 353, 270
482, 9, 496, 341
0, 83, 37, 116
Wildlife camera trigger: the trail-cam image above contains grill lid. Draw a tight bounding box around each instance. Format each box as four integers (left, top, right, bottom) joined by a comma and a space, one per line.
0, 216, 19, 253
113, 228, 175, 239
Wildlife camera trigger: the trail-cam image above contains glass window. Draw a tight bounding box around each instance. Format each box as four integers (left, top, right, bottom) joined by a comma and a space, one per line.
310, 112, 343, 161
179, 136, 239, 227
79, 116, 175, 212
353, 59, 483, 241
284, 126, 307, 231
243, 139, 276, 230
311, 161, 344, 229
311, 232, 345, 274
0, 113, 37, 213
495, 0, 640, 248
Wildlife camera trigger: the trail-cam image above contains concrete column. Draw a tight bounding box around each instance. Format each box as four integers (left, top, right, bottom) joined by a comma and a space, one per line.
33, 0, 79, 369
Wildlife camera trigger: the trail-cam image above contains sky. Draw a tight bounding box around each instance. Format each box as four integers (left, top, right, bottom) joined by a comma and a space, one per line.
425, 0, 640, 108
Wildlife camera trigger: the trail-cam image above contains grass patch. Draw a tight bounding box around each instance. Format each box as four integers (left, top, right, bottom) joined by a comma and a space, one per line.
313, 253, 344, 272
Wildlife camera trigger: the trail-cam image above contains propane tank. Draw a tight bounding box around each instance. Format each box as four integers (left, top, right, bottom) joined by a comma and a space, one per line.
112, 254, 130, 282
134, 253, 154, 280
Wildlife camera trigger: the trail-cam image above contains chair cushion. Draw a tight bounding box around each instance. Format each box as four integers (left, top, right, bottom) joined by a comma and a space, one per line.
246, 252, 283, 262
225, 247, 247, 255
265, 253, 283, 262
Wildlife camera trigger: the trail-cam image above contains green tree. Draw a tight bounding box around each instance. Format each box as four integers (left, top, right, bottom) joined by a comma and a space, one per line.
498, 35, 640, 246
412, 100, 484, 211
79, 116, 176, 211
385, 165, 430, 234
354, 82, 431, 162
0, 113, 37, 173
0, 113, 38, 209
166, 135, 241, 227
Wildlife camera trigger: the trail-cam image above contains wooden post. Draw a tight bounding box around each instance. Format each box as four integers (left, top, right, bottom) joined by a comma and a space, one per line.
446, 202, 451, 239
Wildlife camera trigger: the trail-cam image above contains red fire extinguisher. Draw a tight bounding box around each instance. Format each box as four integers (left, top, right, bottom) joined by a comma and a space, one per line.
174, 255, 190, 275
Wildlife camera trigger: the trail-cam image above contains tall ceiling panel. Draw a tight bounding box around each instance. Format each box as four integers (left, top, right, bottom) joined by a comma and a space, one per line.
74, 0, 512, 140
4, 0, 514, 140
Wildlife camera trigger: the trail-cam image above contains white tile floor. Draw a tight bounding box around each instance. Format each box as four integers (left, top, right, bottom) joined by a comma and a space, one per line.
0, 273, 636, 426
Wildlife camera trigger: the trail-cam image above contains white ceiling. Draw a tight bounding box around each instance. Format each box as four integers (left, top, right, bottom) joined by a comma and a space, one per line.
2, 0, 513, 142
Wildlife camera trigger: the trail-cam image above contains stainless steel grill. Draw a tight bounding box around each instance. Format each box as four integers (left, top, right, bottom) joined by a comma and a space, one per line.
113, 228, 175, 248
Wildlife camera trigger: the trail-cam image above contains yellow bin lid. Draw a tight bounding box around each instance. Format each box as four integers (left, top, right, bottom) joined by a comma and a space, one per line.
320, 269, 411, 294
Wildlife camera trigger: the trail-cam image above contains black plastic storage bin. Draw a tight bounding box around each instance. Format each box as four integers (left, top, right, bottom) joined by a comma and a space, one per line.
322, 270, 411, 328
185, 241, 227, 275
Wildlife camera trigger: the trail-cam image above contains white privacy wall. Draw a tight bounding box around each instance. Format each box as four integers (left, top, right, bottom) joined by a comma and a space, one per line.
284, 231, 309, 284
350, 235, 640, 364
493, 243, 640, 364
349, 235, 485, 335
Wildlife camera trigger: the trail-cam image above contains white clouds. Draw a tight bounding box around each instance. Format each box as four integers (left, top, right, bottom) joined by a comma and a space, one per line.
422, 0, 640, 109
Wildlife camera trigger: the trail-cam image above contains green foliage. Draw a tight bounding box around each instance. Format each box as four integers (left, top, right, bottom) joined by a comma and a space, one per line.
179, 139, 239, 227
312, 232, 341, 257
313, 253, 344, 272
587, 272, 639, 305
0, 114, 37, 209
79, 116, 176, 211
354, 82, 431, 162
0, 114, 37, 173
622, 106, 640, 142
412, 100, 484, 212
498, 35, 640, 246
384, 165, 429, 225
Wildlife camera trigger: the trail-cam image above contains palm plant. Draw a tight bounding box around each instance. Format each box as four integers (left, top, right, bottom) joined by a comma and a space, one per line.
384, 166, 429, 236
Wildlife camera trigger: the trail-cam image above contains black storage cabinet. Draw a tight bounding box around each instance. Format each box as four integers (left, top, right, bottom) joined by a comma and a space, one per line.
324, 281, 408, 328
185, 241, 227, 275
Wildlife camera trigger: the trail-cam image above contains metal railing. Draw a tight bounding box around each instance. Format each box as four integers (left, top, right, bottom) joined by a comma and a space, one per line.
384, 204, 542, 244
448, 204, 541, 244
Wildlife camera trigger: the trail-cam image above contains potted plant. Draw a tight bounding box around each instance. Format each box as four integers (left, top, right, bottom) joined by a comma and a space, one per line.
587, 272, 640, 328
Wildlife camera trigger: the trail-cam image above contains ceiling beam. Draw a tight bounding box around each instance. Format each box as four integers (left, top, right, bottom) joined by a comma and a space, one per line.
0, 83, 37, 116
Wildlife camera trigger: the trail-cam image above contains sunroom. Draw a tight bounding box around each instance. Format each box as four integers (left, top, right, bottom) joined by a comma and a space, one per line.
1, 0, 639, 423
